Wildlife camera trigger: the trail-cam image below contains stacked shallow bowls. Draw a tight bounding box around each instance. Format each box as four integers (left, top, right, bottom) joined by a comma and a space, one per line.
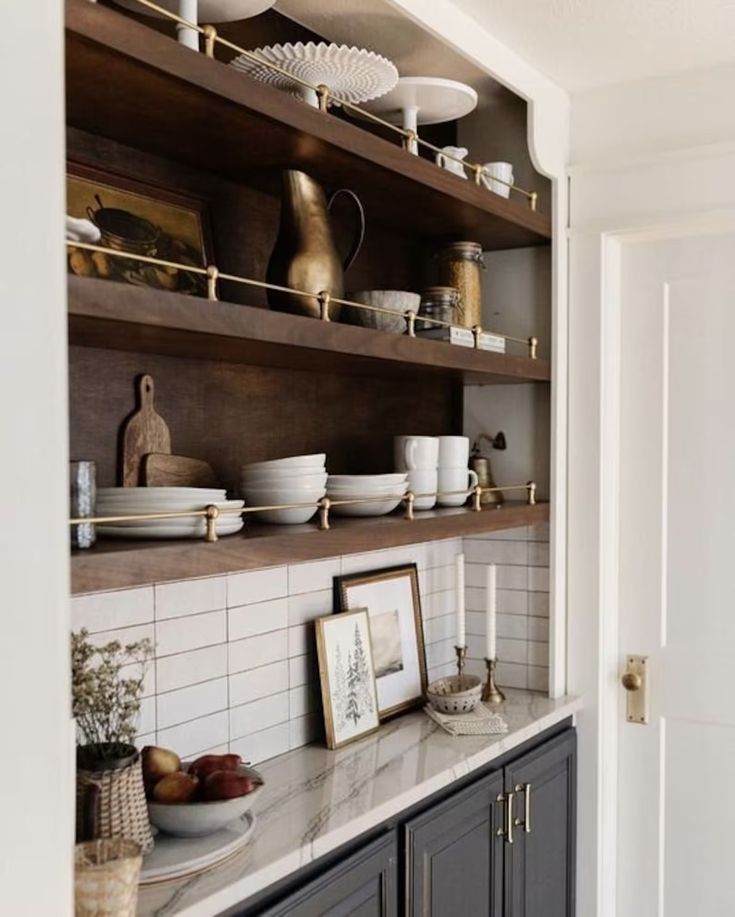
240, 454, 327, 524
96, 488, 244, 539
327, 473, 408, 517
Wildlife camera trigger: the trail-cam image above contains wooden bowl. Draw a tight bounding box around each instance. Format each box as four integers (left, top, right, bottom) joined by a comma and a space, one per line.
426, 674, 482, 714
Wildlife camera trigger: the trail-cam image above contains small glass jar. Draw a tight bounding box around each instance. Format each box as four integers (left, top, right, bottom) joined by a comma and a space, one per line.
436, 241, 484, 330
70, 460, 96, 550
418, 286, 460, 331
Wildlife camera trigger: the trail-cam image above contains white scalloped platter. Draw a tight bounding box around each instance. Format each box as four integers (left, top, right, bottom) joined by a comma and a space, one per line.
229, 42, 399, 108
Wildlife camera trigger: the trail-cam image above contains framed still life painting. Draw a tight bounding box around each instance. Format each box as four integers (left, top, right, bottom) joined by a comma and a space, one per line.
334, 564, 427, 720
66, 162, 211, 297
315, 609, 380, 750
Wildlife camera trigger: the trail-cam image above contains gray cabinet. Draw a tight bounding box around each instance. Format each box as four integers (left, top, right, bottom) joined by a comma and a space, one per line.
504, 730, 576, 917
405, 770, 504, 917
259, 832, 398, 917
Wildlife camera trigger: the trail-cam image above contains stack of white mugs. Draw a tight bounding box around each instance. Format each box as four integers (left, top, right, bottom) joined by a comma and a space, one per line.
394, 435, 478, 509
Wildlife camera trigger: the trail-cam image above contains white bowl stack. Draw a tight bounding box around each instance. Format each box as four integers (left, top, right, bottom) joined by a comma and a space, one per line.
326, 473, 408, 517
96, 487, 244, 539
240, 454, 327, 524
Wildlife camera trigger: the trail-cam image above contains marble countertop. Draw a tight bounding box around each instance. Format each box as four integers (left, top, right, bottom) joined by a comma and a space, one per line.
138, 690, 581, 917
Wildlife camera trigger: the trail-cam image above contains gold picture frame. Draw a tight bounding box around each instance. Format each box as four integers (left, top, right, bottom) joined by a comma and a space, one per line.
315, 609, 380, 751
334, 564, 428, 720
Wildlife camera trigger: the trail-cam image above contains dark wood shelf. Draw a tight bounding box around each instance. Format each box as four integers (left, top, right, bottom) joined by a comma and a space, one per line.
68, 277, 551, 383
71, 501, 549, 593
66, 0, 551, 251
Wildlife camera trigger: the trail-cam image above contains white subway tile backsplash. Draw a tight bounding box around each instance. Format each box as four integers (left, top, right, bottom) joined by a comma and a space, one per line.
156, 644, 227, 694
155, 610, 226, 657
72, 587, 153, 633
528, 522, 549, 542
155, 577, 226, 620
232, 722, 291, 765
157, 711, 229, 758
71, 529, 551, 761
288, 558, 341, 596
156, 677, 228, 731
227, 567, 288, 608
464, 539, 527, 566
228, 598, 288, 642
230, 660, 288, 707
230, 691, 290, 741
229, 629, 288, 675
287, 589, 332, 627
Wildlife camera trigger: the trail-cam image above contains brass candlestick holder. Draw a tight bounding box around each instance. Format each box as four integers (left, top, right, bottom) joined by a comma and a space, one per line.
482, 658, 505, 704
455, 645, 467, 684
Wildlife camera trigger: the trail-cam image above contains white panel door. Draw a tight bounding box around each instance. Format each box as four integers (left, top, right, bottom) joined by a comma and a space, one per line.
616, 231, 735, 916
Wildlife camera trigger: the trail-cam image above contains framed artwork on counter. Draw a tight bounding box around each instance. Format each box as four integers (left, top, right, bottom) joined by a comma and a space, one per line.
315, 609, 380, 750
334, 564, 427, 720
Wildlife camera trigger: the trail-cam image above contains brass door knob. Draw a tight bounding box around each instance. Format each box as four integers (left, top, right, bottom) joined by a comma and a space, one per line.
621, 671, 642, 692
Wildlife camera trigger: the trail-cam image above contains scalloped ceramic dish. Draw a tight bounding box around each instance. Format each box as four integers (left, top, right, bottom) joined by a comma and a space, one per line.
229, 42, 398, 108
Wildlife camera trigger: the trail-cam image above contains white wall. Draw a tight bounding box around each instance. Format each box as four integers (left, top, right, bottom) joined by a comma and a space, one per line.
568, 63, 735, 917
0, 2, 72, 915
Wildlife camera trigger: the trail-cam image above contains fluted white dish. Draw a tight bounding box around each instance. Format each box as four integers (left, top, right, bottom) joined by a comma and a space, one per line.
229, 42, 398, 109
242, 454, 326, 473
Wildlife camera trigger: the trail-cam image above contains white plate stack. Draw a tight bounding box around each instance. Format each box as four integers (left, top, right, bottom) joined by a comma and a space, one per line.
326, 473, 408, 517
240, 454, 327, 524
96, 488, 244, 539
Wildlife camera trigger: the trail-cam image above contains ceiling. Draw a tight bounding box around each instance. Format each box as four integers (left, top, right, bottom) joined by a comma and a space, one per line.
449, 0, 735, 91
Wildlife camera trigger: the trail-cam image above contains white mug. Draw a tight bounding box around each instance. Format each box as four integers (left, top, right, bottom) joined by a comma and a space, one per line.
406, 469, 438, 510
394, 436, 439, 471
437, 467, 479, 507
438, 435, 470, 469
481, 161, 514, 198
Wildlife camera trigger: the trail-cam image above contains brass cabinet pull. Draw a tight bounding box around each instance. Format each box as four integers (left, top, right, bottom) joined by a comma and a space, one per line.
513, 783, 532, 833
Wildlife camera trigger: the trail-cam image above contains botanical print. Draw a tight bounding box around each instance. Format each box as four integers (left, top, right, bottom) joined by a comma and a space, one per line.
316, 609, 380, 749
67, 165, 209, 296
335, 564, 427, 719
370, 609, 404, 678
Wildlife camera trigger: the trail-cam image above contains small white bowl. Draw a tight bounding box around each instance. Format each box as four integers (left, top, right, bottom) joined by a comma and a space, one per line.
426, 675, 482, 714
242, 454, 326, 473
327, 473, 406, 486
147, 765, 263, 838
329, 495, 405, 517
243, 485, 327, 501
242, 472, 327, 488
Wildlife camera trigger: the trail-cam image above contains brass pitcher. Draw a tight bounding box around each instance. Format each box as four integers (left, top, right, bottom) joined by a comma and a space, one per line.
267, 171, 365, 321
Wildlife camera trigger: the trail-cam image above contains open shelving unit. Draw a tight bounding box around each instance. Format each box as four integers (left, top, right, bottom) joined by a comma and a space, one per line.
65, 0, 554, 594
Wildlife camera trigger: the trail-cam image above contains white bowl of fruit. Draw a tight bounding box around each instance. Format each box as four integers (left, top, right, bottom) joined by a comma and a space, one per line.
143, 746, 263, 838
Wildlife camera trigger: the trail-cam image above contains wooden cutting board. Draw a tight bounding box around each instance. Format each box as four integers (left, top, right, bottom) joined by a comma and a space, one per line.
119, 374, 171, 486
143, 454, 218, 488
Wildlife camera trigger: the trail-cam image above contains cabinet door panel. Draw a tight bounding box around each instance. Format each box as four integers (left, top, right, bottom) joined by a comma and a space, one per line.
504, 729, 576, 917
259, 831, 398, 917
406, 770, 504, 917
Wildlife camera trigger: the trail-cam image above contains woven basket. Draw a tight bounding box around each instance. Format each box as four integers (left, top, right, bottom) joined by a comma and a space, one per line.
76, 745, 154, 854
75, 838, 142, 917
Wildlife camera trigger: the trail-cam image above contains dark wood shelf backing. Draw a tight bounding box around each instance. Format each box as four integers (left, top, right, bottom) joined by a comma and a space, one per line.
68, 277, 551, 384
70, 501, 549, 593
66, 0, 551, 251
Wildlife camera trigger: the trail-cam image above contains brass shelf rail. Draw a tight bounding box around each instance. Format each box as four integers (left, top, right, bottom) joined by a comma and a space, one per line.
69, 481, 537, 543
65, 241, 539, 357
91, 0, 538, 210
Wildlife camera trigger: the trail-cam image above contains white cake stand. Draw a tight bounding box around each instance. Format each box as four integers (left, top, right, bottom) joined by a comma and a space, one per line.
360, 76, 478, 154
114, 0, 276, 50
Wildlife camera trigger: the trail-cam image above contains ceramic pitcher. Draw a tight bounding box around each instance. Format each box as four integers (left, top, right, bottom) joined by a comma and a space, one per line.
266, 170, 365, 320
435, 146, 469, 179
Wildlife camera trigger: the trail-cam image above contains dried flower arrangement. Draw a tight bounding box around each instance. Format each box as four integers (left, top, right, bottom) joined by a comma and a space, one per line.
72, 629, 154, 762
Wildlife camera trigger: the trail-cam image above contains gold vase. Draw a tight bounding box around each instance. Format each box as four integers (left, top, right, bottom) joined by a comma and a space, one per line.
266, 170, 365, 321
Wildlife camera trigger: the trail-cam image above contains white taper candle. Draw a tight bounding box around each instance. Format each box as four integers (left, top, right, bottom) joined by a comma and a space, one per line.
486, 564, 497, 659
455, 553, 466, 646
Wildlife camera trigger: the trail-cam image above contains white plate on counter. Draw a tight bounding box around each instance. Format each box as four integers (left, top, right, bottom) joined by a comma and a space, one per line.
140, 812, 256, 885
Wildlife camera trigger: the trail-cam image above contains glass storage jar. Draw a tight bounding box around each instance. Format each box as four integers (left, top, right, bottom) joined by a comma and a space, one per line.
418, 286, 460, 332
436, 240, 484, 329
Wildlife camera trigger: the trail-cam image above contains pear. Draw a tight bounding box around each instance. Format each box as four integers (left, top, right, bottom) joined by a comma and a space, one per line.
203, 770, 255, 801
142, 746, 181, 794
188, 753, 242, 781
151, 771, 199, 804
